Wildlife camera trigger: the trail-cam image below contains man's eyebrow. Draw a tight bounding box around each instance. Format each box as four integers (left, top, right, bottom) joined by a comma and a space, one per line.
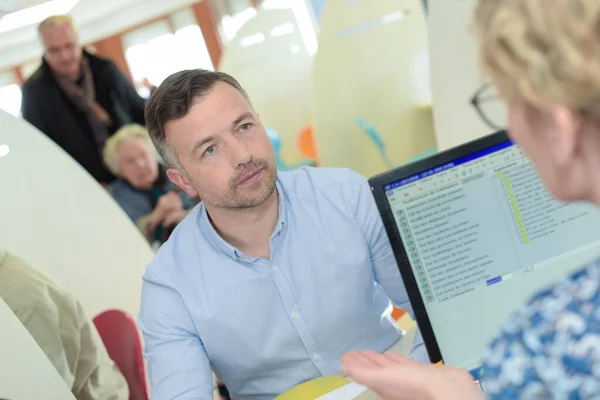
190, 112, 254, 155
191, 135, 217, 154
232, 112, 254, 128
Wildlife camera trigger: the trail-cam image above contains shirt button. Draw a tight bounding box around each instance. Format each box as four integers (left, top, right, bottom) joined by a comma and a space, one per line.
291, 310, 299, 319
272, 265, 278, 272
313, 353, 321, 361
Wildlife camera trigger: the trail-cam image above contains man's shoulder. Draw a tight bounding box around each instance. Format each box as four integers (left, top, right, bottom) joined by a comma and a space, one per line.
22, 63, 49, 93
143, 205, 203, 280
86, 51, 117, 71
277, 167, 367, 193
107, 179, 134, 198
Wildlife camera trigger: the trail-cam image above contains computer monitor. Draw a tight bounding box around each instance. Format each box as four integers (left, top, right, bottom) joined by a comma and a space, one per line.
369, 130, 600, 386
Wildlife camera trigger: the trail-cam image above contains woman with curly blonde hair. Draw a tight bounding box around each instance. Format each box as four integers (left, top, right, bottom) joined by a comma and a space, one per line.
340, 1, 600, 398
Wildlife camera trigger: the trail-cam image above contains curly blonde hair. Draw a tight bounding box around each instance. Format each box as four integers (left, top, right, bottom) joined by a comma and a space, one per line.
103, 124, 158, 176
472, 0, 600, 113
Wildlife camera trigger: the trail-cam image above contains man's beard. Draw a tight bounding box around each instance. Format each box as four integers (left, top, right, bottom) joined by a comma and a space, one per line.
192, 158, 277, 210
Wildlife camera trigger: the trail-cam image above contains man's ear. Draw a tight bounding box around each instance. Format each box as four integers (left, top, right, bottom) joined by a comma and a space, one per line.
166, 168, 197, 197
549, 105, 583, 167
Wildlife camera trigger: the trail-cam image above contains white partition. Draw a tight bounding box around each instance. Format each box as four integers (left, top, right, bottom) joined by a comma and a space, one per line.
0, 297, 76, 400
427, 0, 506, 150
0, 110, 154, 318
312, 0, 436, 178
218, 4, 316, 165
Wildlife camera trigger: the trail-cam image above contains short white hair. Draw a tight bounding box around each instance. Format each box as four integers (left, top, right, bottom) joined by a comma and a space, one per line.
38, 14, 77, 35
103, 124, 158, 176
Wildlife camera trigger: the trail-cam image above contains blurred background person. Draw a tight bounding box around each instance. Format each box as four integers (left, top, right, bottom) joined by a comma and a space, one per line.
0, 249, 129, 400
20, 15, 146, 184
103, 124, 198, 244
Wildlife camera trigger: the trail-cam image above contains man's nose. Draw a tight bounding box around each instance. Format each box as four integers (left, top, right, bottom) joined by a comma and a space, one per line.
230, 138, 252, 167
59, 49, 71, 61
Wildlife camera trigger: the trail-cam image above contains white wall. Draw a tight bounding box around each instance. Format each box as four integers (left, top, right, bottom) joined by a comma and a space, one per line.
219, 6, 316, 165
427, 0, 506, 150
312, 0, 436, 178
0, 298, 76, 400
0, 110, 154, 318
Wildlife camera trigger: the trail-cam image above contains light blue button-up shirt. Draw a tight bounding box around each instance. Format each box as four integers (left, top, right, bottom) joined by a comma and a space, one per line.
139, 167, 426, 400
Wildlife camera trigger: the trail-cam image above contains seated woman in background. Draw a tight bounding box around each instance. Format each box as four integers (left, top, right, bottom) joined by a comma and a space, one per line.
341, 0, 600, 399
103, 124, 198, 244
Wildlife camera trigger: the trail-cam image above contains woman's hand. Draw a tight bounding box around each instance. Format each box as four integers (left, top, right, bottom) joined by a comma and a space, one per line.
341, 351, 484, 400
145, 192, 184, 238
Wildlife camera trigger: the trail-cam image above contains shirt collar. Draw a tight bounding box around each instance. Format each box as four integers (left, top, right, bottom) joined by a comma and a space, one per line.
198, 177, 287, 262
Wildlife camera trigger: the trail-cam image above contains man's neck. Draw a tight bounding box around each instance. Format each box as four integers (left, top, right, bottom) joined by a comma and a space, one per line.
207, 189, 279, 259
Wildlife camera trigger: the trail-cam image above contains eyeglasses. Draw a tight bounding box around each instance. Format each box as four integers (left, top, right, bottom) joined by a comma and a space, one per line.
470, 81, 506, 131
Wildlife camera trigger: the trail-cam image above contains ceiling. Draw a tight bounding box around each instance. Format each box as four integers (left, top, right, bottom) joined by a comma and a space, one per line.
0, 0, 202, 70
18, 0, 50, 8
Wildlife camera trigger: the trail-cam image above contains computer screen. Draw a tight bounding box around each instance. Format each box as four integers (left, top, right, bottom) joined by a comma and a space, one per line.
381, 137, 600, 381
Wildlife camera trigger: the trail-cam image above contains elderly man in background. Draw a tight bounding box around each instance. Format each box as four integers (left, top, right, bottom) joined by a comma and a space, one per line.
104, 124, 198, 244
0, 250, 128, 400
21, 14, 146, 184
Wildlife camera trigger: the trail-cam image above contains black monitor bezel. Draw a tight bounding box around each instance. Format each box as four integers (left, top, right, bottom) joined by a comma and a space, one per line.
369, 130, 510, 363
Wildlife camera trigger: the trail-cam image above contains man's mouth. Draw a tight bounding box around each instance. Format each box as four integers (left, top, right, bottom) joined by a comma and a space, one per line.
237, 167, 263, 186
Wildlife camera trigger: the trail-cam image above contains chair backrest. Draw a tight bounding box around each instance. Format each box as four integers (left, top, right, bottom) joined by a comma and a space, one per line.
93, 310, 148, 400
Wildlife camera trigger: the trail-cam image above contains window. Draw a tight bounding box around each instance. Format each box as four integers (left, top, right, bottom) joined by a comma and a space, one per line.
210, 0, 317, 50
210, 0, 256, 43
0, 71, 21, 117
122, 8, 214, 97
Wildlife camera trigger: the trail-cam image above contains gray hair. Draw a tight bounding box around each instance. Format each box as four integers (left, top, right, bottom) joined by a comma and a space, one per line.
103, 124, 158, 176
38, 14, 77, 35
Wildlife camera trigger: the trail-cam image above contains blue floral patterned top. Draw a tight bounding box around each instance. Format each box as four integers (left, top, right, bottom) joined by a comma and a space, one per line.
482, 260, 600, 399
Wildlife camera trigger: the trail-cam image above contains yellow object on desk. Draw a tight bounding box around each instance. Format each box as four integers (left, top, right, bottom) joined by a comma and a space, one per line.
277, 313, 419, 399
274, 376, 351, 400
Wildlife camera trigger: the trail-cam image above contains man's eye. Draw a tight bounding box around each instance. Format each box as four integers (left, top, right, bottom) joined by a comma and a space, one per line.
240, 123, 251, 131
204, 146, 216, 156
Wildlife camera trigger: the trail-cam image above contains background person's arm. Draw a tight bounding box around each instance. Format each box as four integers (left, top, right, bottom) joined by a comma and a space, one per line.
139, 268, 215, 400
11, 306, 78, 389
20, 84, 49, 135
347, 169, 429, 362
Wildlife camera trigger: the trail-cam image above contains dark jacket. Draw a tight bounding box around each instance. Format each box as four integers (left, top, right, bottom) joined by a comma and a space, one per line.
21, 51, 146, 183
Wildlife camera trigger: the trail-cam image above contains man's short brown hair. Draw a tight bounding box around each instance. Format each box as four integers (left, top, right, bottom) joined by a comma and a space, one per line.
144, 69, 250, 168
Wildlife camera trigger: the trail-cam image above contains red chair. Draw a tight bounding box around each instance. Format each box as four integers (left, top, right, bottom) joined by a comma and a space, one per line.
93, 309, 149, 400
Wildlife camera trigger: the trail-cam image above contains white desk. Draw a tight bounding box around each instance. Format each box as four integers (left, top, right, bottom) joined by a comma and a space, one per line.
0, 298, 76, 400
316, 326, 417, 400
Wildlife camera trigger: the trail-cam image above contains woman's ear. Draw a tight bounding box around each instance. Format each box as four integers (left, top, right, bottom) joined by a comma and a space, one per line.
548, 105, 583, 167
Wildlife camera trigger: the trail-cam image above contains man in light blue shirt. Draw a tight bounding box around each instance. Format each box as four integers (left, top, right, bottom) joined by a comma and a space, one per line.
139, 69, 427, 400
